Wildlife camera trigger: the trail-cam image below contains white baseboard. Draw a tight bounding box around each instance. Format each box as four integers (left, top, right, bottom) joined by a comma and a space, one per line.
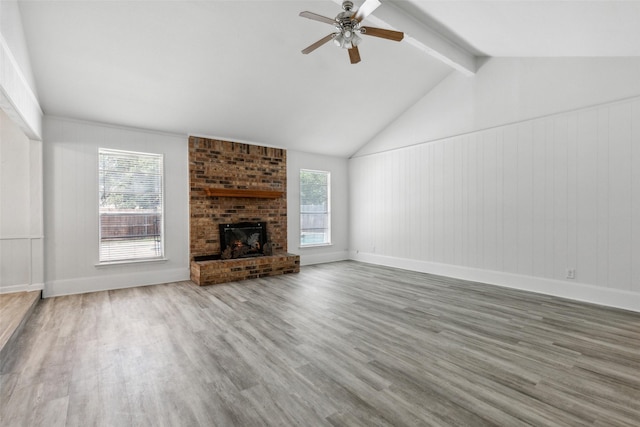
300, 250, 349, 266
44, 268, 190, 298
349, 251, 640, 313
0, 282, 45, 294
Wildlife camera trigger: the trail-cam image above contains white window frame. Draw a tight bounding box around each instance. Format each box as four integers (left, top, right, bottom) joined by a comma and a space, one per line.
299, 169, 331, 247
98, 148, 165, 264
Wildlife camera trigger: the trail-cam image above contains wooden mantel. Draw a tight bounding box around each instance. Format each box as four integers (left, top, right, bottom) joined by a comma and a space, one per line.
204, 188, 284, 199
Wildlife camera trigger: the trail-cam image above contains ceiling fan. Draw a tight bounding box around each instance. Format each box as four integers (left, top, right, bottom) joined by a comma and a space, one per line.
299, 0, 404, 64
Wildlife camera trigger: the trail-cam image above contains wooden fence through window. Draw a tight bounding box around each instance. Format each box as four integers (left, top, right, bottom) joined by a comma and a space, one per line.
100, 212, 161, 240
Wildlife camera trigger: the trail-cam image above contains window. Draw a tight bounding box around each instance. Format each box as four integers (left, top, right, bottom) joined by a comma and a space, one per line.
300, 169, 330, 246
99, 149, 164, 263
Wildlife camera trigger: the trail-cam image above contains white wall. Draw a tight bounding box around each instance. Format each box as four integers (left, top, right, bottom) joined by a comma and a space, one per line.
0, 108, 44, 293
0, 0, 44, 294
350, 96, 640, 312
43, 116, 190, 297
357, 57, 640, 156
287, 150, 349, 265
350, 57, 640, 312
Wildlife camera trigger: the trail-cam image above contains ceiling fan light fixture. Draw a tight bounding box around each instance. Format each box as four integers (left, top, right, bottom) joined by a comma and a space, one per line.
333, 32, 355, 49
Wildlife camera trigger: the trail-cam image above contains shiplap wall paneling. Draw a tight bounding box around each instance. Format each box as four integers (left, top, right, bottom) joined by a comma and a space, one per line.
554, 116, 569, 282
419, 145, 428, 259
350, 97, 640, 307
531, 119, 546, 279
633, 100, 640, 293
370, 153, 380, 256
517, 122, 534, 277
596, 108, 610, 289
481, 130, 498, 273
576, 108, 599, 288
390, 150, 402, 258
502, 125, 518, 275
608, 103, 633, 291
442, 139, 454, 264
0, 110, 43, 292
29, 139, 43, 241
566, 113, 579, 285
434, 141, 445, 263
495, 130, 505, 272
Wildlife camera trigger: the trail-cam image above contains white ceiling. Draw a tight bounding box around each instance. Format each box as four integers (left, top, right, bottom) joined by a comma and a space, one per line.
17, 1, 640, 157
404, 0, 640, 57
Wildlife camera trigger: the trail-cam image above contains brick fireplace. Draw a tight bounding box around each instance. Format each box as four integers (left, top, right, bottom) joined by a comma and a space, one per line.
189, 136, 299, 285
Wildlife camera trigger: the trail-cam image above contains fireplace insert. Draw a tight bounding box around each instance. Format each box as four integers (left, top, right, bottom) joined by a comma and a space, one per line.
219, 222, 267, 259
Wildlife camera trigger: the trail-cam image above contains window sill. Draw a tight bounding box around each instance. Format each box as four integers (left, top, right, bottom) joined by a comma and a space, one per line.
299, 243, 333, 249
95, 258, 169, 267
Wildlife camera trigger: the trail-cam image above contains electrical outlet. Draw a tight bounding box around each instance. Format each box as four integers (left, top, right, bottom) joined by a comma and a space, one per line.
566, 269, 576, 279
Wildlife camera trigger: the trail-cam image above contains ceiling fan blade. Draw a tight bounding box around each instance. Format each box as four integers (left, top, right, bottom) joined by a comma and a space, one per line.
299, 11, 336, 25
361, 26, 404, 42
354, 0, 381, 22
301, 33, 337, 54
348, 46, 361, 64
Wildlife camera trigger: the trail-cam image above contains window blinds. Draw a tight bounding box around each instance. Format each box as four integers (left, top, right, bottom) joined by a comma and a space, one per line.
300, 169, 331, 246
98, 149, 164, 262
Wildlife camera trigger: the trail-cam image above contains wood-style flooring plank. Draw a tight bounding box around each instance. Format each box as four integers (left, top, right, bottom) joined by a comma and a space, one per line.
1, 261, 639, 426
0, 291, 40, 369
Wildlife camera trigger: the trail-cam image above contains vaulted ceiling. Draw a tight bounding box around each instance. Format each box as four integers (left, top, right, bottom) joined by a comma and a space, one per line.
17, 0, 640, 157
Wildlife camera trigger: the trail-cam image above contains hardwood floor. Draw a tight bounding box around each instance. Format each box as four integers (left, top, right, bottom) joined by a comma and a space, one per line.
0, 291, 41, 370
1, 261, 639, 426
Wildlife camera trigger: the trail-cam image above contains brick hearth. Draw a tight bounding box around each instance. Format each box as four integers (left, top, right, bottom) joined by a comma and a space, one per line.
190, 254, 300, 286
189, 136, 299, 286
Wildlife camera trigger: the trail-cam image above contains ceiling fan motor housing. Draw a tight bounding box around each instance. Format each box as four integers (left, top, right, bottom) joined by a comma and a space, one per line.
342, 1, 354, 12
